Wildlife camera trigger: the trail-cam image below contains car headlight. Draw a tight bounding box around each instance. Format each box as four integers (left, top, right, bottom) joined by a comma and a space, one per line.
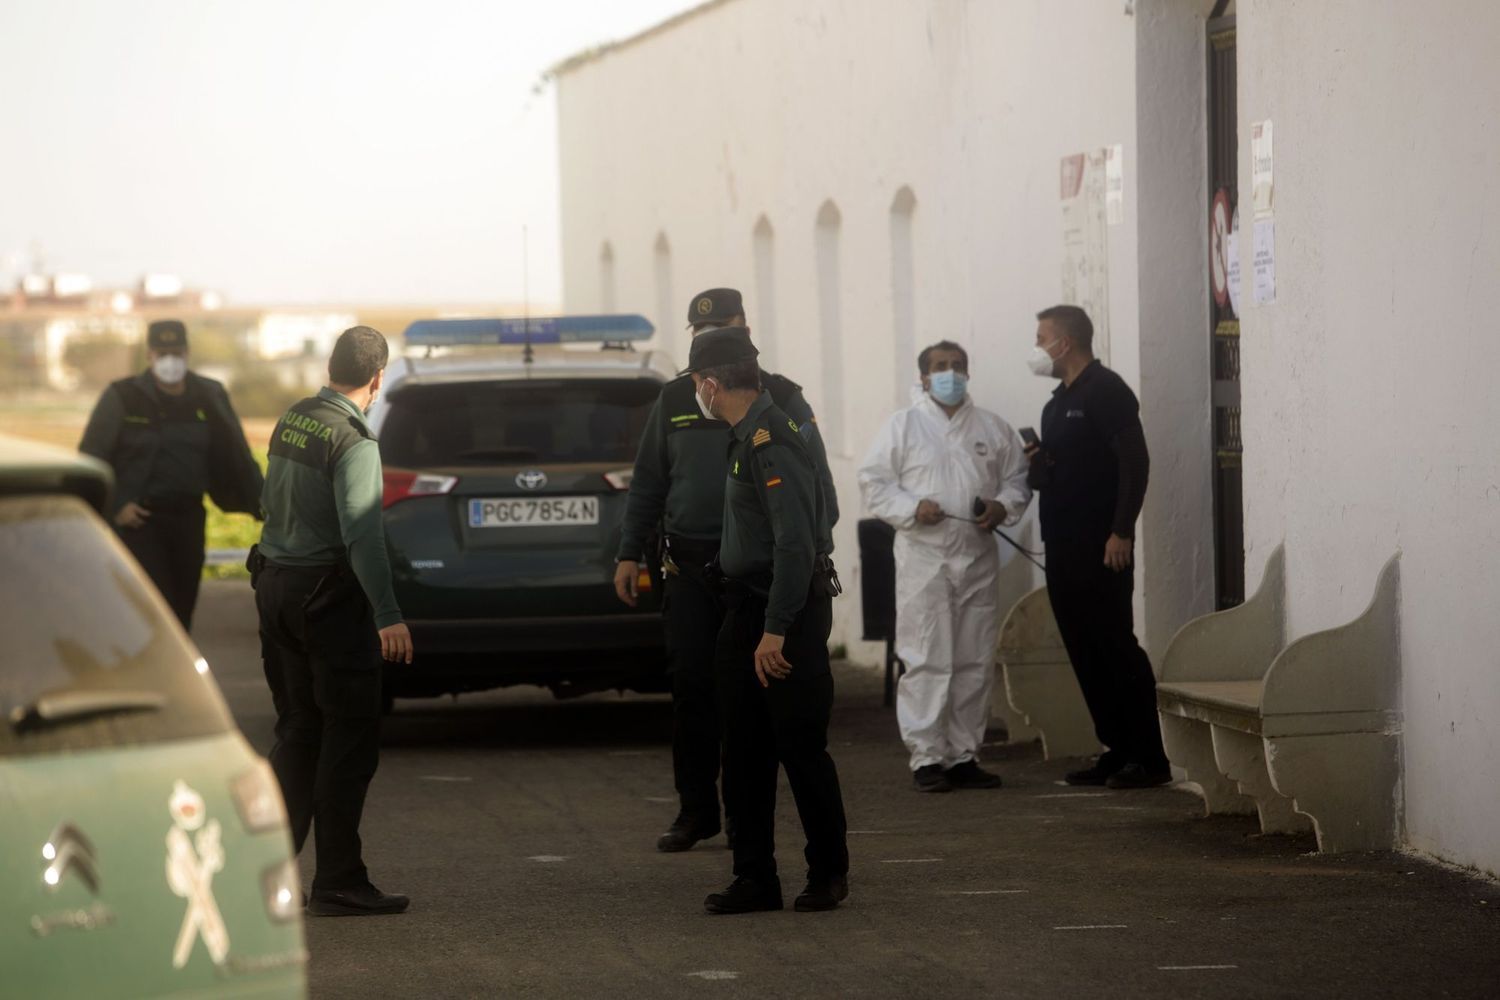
261, 858, 302, 923
232, 759, 287, 833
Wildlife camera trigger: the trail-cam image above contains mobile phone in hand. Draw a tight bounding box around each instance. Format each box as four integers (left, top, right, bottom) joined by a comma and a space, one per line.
1019, 426, 1040, 448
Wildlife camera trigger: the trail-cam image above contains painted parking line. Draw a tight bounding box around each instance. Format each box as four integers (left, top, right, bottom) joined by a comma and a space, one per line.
1053, 924, 1127, 930
685, 971, 740, 980
880, 858, 943, 864
947, 890, 1029, 895
1159, 965, 1238, 971
419, 775, 473, 782
1035, 792, 1111, 799
847, 830, 888, 835
643, 796, 675, 804
528, 855, 568, 863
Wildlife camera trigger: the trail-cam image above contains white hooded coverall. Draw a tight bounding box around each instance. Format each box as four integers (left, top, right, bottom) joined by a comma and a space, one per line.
858, 393, 1032, 771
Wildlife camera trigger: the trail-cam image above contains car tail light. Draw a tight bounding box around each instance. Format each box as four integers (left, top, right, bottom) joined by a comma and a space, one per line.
603, 469, 634, 490
232, 759, 287, 833
383, 469, 458, 509
261, 858, 302, 923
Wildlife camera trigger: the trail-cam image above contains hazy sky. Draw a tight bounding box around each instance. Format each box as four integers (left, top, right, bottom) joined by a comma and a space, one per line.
0, 0, 697, 306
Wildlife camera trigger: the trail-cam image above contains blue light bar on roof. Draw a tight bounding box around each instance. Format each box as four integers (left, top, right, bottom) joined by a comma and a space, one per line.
403, 314, 654, 346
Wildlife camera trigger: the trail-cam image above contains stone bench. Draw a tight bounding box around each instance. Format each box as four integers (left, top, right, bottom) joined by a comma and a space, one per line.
1156, 545, 1402, 853
994, 587, 1100, 760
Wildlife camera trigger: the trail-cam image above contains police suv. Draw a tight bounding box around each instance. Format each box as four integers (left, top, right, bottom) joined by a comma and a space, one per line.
366, 316, 671, 704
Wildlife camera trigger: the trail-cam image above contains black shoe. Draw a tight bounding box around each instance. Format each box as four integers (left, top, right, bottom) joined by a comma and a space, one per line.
657, 814, 721, 853
794, 875, 849, 912
945, 760, 1003, 789
1105, 763, 1173, 789
704, 876, 783, 914
913, 764, 953, 793
307, 884, 410, 917
1065, 755, 1125, 786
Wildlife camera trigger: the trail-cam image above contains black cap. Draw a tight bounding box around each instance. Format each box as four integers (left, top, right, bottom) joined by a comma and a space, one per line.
686, 288, 743, 328
679, 326, 758, 376
147, 319, 188, 350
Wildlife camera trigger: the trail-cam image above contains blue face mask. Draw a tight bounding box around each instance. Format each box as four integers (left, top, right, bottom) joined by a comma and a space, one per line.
928, 370, 968, 406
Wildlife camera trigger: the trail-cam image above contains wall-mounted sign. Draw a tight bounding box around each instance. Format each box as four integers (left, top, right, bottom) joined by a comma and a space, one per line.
1251, 120, 1274, 218
1210, 188, 1232, 309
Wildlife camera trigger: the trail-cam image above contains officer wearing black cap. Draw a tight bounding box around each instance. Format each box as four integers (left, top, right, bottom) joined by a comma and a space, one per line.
681, 327, 849, 914
613, 288, 839, 854
79, 318, 263, 629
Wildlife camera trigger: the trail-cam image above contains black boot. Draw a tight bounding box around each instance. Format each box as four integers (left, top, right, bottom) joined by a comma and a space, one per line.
657, 814, 721, 853
913, 763, 952, 793
704, 876, 784, 914
1105, 763, 1173, 789
307, 884, 410, 917
794, 875, 849, 912
944, 760, 1003, 789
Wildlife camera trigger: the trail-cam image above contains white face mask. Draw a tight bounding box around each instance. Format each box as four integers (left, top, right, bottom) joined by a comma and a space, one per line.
695, 379, 718, 421
1027, 343, 1060, 378
152, 355, 187, 384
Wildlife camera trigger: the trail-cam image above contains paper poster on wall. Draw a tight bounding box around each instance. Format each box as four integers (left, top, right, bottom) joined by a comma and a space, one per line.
1060, 150, 1111, 362
1251, 120, 1274, 218
1105, 144, 1124, 226
1226, 205, 1242, 316
1252, 217, 1275, 305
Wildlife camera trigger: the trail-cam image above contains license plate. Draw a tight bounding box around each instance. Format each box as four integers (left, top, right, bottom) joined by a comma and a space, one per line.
468, 496, 600, 528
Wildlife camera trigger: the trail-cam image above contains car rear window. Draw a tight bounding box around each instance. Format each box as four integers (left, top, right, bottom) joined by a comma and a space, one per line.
379, 377, 661, 467
0, 495, 234, 757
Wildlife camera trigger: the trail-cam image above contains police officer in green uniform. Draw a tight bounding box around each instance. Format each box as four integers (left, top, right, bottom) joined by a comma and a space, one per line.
613, 288, 838, 853
253, 326, 414, 916
683, 328, 850, 915
79, 318, 263, 629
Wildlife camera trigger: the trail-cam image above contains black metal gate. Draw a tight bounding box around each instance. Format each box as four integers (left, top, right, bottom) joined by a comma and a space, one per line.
1208, 15, 1244, 608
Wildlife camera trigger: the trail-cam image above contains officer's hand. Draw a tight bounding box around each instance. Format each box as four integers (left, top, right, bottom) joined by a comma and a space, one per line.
379, 623, 414, 664
1104, 534, 1134, 572
753, 632, 792, 688
976, 500, 1007, 531
114, 501, 151, 530
613, 560, 640, 607
915, 499, 945, 525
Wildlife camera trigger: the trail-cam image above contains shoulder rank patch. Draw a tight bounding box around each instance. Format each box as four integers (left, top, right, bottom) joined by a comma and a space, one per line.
752, 428, 772, 448
670, 413, 700, 424
787, 419, 799, 433
765, 476, 783, 488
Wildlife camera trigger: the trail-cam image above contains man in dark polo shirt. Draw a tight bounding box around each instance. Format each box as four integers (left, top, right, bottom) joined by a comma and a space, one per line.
79, 319, 263, 629
1025, 305, 1170, 789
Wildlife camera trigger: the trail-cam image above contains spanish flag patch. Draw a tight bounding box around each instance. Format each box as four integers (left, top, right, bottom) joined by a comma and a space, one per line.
752, 428, 772, 448
766, 476, 784, 488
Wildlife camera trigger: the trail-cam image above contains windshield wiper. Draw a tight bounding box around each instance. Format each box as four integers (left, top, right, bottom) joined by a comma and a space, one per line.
10, 690, 167, 732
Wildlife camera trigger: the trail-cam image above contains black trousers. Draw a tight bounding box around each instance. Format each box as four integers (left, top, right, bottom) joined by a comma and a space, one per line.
717, 584, 848, 883
255, 563, 382, 891
120, 503, 206, 630
663, 563, 726, 824
1044, 536, 1169, 771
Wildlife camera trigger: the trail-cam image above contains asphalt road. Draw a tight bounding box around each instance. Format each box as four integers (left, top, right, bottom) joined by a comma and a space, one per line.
194, 581, 1500, 999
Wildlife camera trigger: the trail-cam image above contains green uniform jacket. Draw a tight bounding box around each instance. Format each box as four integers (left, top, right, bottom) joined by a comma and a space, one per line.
616, 371, 838, 561
256, 388, 402, 629
721, 391, 834, 635
78, 370, 264, 517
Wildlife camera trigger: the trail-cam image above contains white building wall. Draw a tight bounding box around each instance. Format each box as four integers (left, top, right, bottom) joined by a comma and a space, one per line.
1237, 1, 1500, 874
557, 0, 1219, 661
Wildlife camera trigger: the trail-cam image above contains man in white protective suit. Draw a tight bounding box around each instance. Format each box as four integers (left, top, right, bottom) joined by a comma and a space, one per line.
858, 341, 1032, 793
